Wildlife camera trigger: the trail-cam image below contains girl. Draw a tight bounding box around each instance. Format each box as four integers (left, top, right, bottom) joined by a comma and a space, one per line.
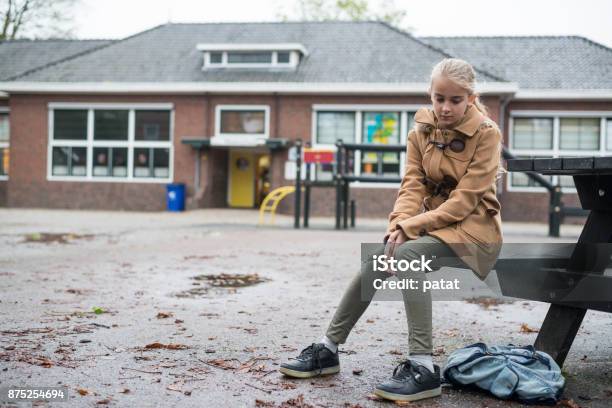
279, 58, 504, 402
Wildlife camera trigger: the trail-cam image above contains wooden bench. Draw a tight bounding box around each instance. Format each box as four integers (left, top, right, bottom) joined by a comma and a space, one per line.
502, 157, 612, 367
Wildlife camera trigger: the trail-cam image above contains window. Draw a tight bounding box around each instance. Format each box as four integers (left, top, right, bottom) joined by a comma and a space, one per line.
0, 111, 10, 177
198, 44, 306, 70
134, 148, 170, 178
316, 112, 355, 145
93, 147, 128, 177
312, 107, 420, 183
277, 51, 290, 63
559, 118, 599, 150
49, 104, 173, 182
52, 146, 87, 176
513, 118, 553, 150
361, 112, 400, 177
509, 113, 612, 191
213, 105, 270, 147
135, 110, 170, 141
210, 52, 222, 64
220, 110, 266, 135
94, 110, 128, 141
54, 110, 87, 140
227, 52, 272, 64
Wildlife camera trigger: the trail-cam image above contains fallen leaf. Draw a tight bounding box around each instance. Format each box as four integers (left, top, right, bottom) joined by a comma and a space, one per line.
205, 358, 238, 370
278, 394, 314, 407
557, 398, 580, 408
77, 388, 89, 396
167, 381, 186, 392
156, 312, 173, 319
92, 306, 105, 315
144, 342, 188, 350
278, 382, 297, 390
519, 323, 539, 333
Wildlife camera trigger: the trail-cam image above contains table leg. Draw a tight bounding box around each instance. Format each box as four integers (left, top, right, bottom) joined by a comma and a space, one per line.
534, 210, 612, 366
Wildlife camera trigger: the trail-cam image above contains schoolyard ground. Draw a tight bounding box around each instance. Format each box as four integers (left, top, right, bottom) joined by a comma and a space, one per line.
0, 208, 609, 407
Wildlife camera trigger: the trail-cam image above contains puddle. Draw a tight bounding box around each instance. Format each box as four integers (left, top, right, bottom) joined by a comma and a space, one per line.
173, 273, 270, 298
21, 233, 95, 244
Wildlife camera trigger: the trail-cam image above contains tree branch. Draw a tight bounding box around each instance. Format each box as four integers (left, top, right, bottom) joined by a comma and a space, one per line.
10, 0, 31, 39
1, 0, 14, 40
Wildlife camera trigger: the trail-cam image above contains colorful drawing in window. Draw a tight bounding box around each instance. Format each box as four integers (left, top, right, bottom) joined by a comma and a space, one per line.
361, 112, 400, 176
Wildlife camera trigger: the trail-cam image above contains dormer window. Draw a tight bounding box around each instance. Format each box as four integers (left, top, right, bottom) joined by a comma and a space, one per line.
197, 43, 308, 70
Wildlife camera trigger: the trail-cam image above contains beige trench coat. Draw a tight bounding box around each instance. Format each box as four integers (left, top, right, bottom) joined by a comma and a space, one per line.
385, 104, 503, 280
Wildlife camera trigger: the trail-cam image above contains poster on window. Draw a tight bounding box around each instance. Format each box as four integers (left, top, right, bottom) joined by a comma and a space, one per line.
362, 112, 400, 172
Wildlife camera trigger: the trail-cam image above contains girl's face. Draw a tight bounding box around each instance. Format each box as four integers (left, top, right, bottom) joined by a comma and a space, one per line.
430, 75, 476, 129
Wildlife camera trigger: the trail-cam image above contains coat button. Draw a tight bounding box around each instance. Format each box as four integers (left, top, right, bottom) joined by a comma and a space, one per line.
419, 229, 427, 236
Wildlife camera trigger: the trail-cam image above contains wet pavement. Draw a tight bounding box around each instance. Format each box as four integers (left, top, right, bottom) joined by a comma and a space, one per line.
0, 209, 610, 407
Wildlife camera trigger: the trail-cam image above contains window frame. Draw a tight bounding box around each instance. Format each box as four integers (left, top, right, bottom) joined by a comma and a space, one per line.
213, 104, 270, 146
0, 107, 9, 180
203, 50, 297, 69
508, 110, 612, 193
47, 102, 174, 183
311, 104, 427, 188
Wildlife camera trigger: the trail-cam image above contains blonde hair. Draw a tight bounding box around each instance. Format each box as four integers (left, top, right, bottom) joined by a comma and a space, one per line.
429, 58, 507, 183
429, 58, 489, 117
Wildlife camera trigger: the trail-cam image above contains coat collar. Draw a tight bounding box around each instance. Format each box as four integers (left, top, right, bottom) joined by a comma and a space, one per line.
414, 104, 485, 137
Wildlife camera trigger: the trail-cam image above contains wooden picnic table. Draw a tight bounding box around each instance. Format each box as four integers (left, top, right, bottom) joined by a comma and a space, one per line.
505, 156, 612, 367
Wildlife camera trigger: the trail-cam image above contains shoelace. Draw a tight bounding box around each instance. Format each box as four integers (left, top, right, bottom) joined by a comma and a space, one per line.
392, 359, 421, 381
297, 343, 324, 375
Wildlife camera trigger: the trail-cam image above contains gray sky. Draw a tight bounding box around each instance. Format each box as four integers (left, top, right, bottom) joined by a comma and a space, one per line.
73, 0, 612, 48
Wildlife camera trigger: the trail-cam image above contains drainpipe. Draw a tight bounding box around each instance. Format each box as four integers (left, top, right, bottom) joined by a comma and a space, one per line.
497, 95, 513, 195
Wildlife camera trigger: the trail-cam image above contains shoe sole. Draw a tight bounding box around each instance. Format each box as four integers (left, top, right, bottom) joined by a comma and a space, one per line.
373, 386, 442, 402
278, 365, 340, 378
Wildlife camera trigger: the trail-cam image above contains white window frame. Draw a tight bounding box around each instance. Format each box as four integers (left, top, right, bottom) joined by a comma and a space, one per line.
0, 107, 9, 180
198, 43, 307, 70
47, 102, 174, 183
508, 110, 612, 193
203, 50, 299, 69
311, 104, 427, 188
213, 104, 270, 147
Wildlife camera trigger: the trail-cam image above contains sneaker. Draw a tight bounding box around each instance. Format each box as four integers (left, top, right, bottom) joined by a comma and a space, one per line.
279, 343, 340, 378
373, 359, 442, 402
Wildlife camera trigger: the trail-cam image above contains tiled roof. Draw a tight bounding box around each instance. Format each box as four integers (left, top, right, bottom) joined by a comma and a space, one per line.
419, 36, 612, 89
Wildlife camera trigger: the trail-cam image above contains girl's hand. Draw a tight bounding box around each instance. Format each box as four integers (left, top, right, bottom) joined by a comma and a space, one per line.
384, 229, 408, 261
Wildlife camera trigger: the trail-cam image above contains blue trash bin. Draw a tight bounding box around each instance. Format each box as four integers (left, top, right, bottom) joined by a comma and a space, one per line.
166, 183, 185, 212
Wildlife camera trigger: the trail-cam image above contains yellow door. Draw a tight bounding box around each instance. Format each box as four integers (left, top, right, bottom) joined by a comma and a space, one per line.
228, 151, 255, 208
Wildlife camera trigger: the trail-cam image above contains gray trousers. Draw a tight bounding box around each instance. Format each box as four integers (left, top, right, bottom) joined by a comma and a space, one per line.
325, 235, 467, 354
